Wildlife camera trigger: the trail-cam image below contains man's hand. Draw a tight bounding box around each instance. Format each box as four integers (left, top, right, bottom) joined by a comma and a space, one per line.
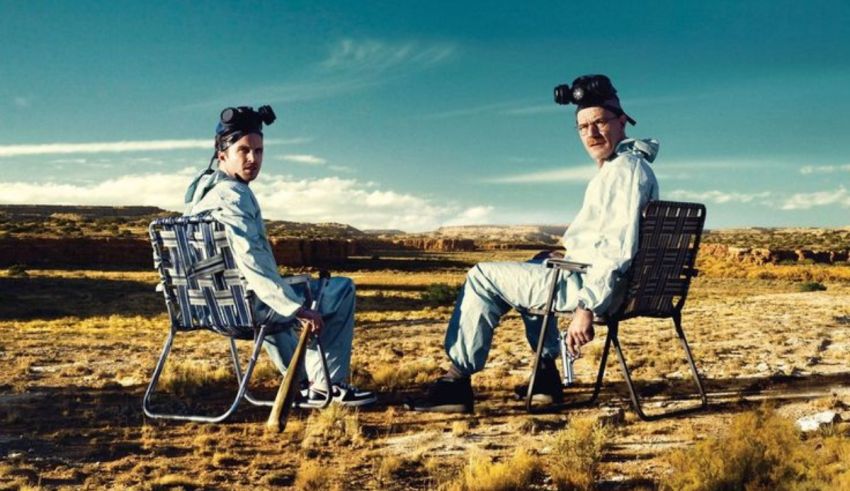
295, 307, 324, 334
566, 307, 594, 357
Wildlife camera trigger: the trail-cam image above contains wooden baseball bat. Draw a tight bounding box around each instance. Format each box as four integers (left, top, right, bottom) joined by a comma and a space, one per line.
266, 272, 329, 433
265, 320, 311, 433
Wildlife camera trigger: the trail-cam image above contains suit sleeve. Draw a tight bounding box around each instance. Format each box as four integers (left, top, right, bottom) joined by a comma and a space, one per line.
210, 186, 304, 319
575, 158, 653, 314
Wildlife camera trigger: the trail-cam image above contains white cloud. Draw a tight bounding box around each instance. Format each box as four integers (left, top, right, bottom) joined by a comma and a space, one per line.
187, 39, 456, 108
781, 187, 850, 210
321, 39, 455, 71
0, 169, 492, 232
485, 165, 596, 184
800, 164, 850, 175
668, 189, 773, 204
279, 154, 327, 165
0, 137, 307, 158
13, 96, 31, 108
442, 206, 495, 226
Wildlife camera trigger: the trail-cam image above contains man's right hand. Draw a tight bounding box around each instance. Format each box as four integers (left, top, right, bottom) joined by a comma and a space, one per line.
295, 307, 324, 334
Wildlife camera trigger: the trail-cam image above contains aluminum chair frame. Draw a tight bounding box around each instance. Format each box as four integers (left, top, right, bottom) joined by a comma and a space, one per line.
525, 200, 708, 420
143, 214, 331, 423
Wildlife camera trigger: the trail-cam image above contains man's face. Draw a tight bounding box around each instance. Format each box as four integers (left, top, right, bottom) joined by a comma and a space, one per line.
576, 106, 627, 164
218, 133, 264, 182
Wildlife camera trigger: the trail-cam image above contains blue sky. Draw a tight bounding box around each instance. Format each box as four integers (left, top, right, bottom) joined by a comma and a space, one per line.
1, 1, 848, 231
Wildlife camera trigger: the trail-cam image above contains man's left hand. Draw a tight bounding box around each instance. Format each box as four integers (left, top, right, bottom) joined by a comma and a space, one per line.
566, 308, 595, 357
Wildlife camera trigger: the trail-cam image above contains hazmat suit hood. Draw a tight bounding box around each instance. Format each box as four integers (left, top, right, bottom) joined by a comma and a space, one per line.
614, 138, 659, 163
184, 169, 231, 215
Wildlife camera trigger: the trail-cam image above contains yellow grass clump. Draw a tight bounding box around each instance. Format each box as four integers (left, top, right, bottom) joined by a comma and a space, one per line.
158, 361, 232, 399
547, 416, 613, 491
371, 359, 442, 391
301, 404, 364, 451
445, 448, 542, 491
662, 406, 850, 490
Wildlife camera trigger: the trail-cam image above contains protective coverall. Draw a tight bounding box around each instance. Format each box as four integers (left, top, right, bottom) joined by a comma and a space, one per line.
185, 170, 354, 386
445, 138, 660, 375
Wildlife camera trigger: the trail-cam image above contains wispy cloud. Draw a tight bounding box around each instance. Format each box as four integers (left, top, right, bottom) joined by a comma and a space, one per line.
484, 165, 595, 184
0, 137, 308, 158
668, 189, 773, 204
500, 104, 561, 116
13, 96, 31, 108
187, 39, 457, 109
781, 187, 850, 210
800, 164, 850, 174
321, 39, 455, 72
279, 154, 327, 165
0, 169, 492, 232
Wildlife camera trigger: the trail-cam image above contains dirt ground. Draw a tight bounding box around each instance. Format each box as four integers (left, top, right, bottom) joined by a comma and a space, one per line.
1, 250, 849, 490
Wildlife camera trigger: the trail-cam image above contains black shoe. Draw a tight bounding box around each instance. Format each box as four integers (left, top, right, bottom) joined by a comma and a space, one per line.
406, 376, 474, 413
514, 357, 563, 405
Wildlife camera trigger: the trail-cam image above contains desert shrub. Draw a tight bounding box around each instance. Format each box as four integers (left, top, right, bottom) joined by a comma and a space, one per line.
158, 362, 231, 399
302, 404, 364, 450
446, 448, 542, 491
662, 406, 837, 490
6, 264, 28, 278
798, 281, 827, 292
421, 282, 461, 306
151, 473, 204, 490
548, 416, 612, 490
371, 359, 441, 391
294, 460, 328, 490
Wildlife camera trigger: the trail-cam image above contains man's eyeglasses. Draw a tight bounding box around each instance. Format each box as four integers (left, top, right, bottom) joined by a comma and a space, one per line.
576, 116, 619, 135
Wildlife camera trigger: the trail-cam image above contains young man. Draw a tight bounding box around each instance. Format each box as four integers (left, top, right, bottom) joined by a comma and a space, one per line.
184, 105, 375, 407
410, 75, 659, 413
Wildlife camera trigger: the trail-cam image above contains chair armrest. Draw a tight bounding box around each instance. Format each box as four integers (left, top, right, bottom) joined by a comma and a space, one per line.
543, 258, 591, 273
282, 274, 312, 285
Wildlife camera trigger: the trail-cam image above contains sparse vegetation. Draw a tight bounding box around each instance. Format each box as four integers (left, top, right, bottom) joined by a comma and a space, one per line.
663, 406, 850, 490
420, 282, 461, 306
446, 448, 542, 491
548, 416, 613, 491
798, 281, 827, 292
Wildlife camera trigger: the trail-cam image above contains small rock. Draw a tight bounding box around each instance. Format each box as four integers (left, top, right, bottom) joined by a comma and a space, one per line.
597, 406, 625, 426
756, 361, 770, 372
796, 411, 839, 432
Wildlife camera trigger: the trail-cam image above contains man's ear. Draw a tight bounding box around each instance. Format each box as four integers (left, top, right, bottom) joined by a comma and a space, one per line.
217, 149, 227, 162
618, 114, 628, 126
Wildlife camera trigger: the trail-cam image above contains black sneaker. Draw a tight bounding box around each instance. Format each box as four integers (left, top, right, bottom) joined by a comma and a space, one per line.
302, 382, 377, 408
406, 376, 474, 413
514, 357, 563, 405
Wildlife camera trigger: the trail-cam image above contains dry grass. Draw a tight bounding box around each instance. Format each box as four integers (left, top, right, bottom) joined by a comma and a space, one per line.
2, 249, 850, 489
445, 448, 542, 491
662, 406, 850, 490
547, 416, 613, 491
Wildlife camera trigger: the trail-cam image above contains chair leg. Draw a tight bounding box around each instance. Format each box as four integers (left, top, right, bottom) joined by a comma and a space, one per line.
142, 326, 270, 423
610, 316, 708, 421
229, 338, 273, 407
526, 269, 562, 412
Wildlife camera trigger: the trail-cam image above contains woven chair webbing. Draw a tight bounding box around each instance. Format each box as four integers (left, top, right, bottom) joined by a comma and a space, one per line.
620, 201, 705, 319
150, 216, 254, 337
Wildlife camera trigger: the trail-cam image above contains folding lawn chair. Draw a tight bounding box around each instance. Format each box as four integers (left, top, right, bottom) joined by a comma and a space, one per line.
143, 214, 331, 423
526, 200, 708, 420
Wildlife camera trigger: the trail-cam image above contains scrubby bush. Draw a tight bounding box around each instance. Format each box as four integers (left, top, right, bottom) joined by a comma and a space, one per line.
798, 281, 827, 292
420, 282, 461, 306
548, 416, 612, 490
447, 448, 542, 491
662, 406, 849, 490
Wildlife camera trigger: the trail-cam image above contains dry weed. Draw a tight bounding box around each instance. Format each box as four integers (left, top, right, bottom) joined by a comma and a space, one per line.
150, 473, 203, 490
662, 405, 847, 490
158, 361, 231, 398
371, 359, 441, 391
302, 404, 364, 451
547, 416, 612, 490
294, 459, 328, 490
445, 448, 541, 491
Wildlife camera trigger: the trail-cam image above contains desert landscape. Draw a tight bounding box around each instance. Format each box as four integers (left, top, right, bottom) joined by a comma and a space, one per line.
1, 206, 849, 490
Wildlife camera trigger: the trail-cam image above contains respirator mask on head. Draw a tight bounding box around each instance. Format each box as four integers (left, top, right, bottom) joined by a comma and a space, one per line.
184, 104, 277, 204
553, 74, 636, 125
